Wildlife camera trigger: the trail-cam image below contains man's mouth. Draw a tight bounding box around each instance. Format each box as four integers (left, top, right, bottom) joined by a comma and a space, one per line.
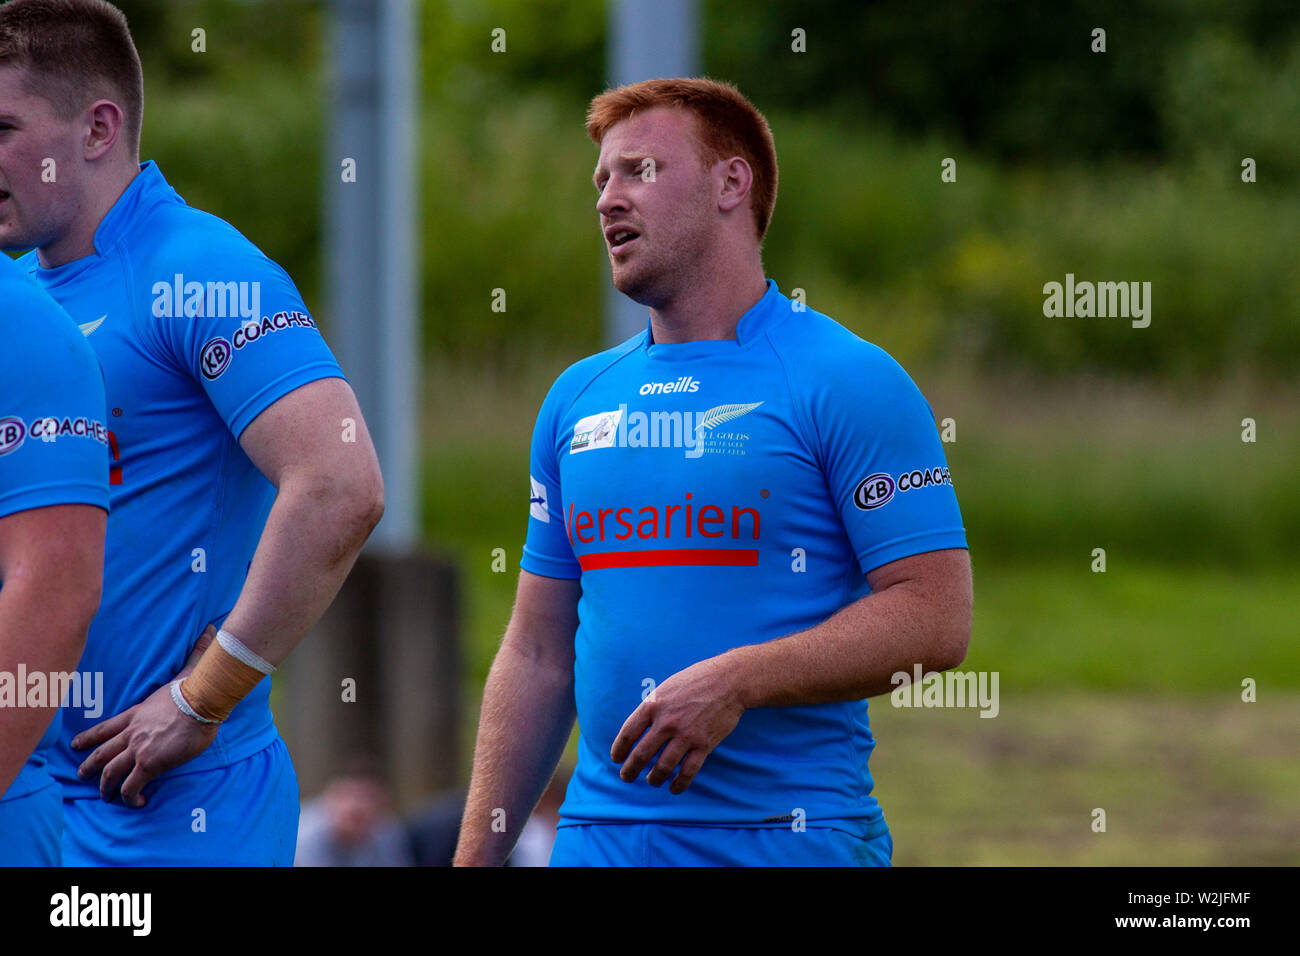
605, 226, 641, 253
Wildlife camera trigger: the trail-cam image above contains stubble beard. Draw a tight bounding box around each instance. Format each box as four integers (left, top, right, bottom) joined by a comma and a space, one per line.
611, 250, 666, 308
611, 220, 711, 311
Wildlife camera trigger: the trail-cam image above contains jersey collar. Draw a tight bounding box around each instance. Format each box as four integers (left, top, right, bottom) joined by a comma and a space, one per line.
643, 278, 788, 353
91, 160, 177, 256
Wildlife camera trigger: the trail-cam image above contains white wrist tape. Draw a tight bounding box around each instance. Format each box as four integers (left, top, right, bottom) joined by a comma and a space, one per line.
171, 679, 220, 724
217, 628, 276, 675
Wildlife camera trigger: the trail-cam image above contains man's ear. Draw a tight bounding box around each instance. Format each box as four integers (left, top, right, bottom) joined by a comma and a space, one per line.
84, 99, 125, 161
716, 156, 754, 216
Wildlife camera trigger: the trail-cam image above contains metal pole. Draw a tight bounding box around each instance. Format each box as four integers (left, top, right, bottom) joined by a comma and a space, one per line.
326, 0, 419, 552
299, 3, 460, 812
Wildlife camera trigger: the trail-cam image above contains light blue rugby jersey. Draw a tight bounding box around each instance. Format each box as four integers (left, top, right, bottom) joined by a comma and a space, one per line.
522, 279, 967, 832
0, 254, 110, 803
19, 162, 345, 798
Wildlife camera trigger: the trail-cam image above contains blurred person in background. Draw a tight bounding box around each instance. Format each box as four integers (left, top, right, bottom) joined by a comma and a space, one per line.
408, 766, 569, 866
295, 756, 412, 867
406, 788, 466, 867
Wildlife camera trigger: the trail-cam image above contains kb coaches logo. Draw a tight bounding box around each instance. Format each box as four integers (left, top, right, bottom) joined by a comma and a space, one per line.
199, 311, 319, 381
200, 337, 233, 380
855, 466, 952, 510
898, 466, 952, 492
0, 416, 26, 455
853, 473, 895, 510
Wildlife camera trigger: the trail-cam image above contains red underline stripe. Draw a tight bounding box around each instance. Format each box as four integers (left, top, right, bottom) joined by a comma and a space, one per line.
578, 548, 759, 570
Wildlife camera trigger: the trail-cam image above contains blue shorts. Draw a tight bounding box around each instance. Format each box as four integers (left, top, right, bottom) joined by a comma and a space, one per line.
550, 822, 893, 867
0, 779, 63, 866
62, 737, 299, 866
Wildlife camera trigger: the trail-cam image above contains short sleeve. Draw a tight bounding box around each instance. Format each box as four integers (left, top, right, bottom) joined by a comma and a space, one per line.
519, 383, 581, 580
0, 282, 111, 520
804, 341, 967, 575
145, 238, 345, 438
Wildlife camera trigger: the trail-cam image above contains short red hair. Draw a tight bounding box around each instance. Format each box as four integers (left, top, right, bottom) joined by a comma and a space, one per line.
587, 77, 778, 240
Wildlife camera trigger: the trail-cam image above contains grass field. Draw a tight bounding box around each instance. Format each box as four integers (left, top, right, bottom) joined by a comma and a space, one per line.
870, 693, 1300, 865
416, 357, 1298, 863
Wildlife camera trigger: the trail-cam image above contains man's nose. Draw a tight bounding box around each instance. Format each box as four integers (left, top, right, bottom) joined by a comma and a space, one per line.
596, 181, 628, 217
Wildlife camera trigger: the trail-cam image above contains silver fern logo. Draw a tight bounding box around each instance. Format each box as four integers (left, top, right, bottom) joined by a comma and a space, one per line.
688, 401, 763, 459
695, 402, 763, 434
570, 401, 765, 458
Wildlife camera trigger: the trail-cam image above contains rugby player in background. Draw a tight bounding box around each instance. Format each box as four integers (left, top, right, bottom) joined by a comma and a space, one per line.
456, 78, 973, 867
0, 0, 384, 864
0, 253, 108, 865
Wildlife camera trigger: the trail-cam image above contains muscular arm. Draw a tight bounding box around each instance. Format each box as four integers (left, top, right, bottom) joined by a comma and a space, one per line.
0, 505, 105, 793
612, 548, 973, 791
217, 376, 384, 664
728, 548, 973, 707
454, 570, 580, 867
